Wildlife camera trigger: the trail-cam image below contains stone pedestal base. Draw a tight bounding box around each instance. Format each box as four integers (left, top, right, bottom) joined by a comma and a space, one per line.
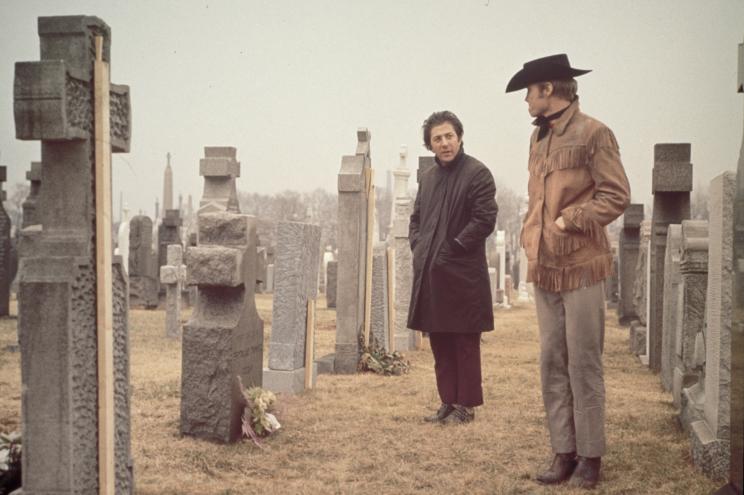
263, 364, 317, 394
630, 323, 647, 355
315, 353, 335, 374
689, 420, 730, 482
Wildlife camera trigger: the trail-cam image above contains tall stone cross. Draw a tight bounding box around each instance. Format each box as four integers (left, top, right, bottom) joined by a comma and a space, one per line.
13, 15, 133, 493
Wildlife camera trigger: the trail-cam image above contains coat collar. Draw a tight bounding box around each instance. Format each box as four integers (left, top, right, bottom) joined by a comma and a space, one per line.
549, 97, 580, 137
435, 145, 466, 170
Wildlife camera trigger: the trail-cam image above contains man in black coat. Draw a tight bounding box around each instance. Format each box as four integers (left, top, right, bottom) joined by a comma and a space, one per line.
408, 111, 498, 424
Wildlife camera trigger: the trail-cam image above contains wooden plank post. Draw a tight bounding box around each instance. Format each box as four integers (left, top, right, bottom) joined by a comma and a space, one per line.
362, 167, 375, 347
304, 299, 316, 389
94, 35, 115, 495
386, 246, 396, 353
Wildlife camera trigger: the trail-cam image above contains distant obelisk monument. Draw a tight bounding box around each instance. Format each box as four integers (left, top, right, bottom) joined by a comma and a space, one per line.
162, 152, 174, 216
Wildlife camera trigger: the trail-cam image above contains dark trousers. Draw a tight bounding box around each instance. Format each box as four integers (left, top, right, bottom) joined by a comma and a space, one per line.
428, 332, 483, 408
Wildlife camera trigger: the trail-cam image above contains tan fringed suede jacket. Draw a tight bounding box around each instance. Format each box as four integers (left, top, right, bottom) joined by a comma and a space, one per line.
521, 98, 630, 292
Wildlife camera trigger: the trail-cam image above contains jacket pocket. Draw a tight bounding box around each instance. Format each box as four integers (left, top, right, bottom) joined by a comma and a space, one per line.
542, 220, 589, 256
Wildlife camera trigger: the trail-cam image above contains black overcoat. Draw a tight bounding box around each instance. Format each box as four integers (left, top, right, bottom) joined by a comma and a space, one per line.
407, 149, 498, 334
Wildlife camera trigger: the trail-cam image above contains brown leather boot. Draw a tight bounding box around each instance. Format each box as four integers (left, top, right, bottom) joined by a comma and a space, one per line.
535, 452, 577, 484
568, 456, 601, 489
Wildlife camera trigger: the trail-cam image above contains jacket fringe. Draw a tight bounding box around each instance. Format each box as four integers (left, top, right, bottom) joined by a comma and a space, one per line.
542, 226, 590, 255
563, 206, 610, 251
589, 126, 619, 154
527, 253, 614, 292
529, 145, 588, 177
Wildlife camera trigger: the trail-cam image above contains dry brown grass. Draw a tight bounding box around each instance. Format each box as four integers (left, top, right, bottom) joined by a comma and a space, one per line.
0, 294, 718, 494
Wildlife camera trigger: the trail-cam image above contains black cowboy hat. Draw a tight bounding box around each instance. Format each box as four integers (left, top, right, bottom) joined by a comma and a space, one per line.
505, 54, 591, 93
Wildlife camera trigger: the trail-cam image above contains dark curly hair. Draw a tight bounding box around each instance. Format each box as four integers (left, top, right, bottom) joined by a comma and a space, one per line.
422, 111, 464, 151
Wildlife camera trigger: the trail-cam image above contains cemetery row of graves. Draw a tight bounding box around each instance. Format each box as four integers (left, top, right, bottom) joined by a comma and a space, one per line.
0, 14, 742, 495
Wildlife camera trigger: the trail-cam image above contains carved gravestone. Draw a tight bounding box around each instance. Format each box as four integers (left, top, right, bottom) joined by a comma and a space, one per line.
0, 167, 10, 316
160, 244, 185, 339
675, 220, 708, 411
181, 212, 264, 443
158, 208, 182, 271
618, 204, 643, 324
388, 150, 416, 350
263, 221, 321, 393
724, 40, 744, 494
326, 260, 337, 308
661, 224, 683, 392
255, 246, 267, 293
128, 215, 158, 308
649, 143, 692, 372
198, 147, 241, 215
334, 129, 371, 374
13, 15, 133, 492
687, 172, 736, 481
631, 220, 652, 358
370, 244, 390, 350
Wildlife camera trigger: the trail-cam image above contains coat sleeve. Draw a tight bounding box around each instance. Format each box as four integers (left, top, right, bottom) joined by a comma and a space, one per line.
454, 167, 498, 252
560, 126, 631, 238
409, 185, 422, 251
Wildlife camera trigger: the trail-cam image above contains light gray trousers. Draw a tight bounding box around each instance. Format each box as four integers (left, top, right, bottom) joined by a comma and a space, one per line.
534, 281, 606, 458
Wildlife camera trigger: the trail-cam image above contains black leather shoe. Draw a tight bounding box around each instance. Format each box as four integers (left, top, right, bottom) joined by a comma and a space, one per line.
535, 452, 577, 485
568, 456, 601, 489
424, 403, 454, 422
441, 405, 475, 424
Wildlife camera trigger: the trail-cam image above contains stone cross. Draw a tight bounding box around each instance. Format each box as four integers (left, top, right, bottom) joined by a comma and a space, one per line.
160, 244, 185, 339
13, 15, 133, 492
675, 220, 708, 411
198, 146, 241, 215
334, 129, 371, 373
128, 215, 159, 308
264, 221, 321, 394
617, 204, 643, 324
162, 152, 173, 216
0, 166, 10, 317
181, 212, 264, 443
660, 224, 682, 392
648, 143, 692, 372
687, 171, 736, 481
389, 150, 416, 351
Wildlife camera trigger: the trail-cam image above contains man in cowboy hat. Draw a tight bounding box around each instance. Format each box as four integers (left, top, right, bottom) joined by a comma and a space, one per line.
506, 54, 630, 489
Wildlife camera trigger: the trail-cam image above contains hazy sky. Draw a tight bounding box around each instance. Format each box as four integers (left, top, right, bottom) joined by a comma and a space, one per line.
1, 0, 742, 219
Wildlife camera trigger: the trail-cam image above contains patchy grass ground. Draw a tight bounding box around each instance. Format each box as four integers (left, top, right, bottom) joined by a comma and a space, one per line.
0, 294, 718, 494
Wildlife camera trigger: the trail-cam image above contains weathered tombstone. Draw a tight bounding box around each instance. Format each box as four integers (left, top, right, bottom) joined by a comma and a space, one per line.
686, 171, 736, 481
13, 15, 133, 492
388, 149, 415, 350
160, 244, 185, 339
605, 244, 619, 307
255, 246, 268, 293
369, 244, 390, 350
181, 212, 263, 442
517, 247, 532, 302
320, 246, 334, 293
117, 206, 130, 274
488, 267, 497, 305
618, 204, 643, 324
326, 260, 337, 308
631, 220, 652, 359
128, 215, 159, 308
661, 224, 683, 392
198, 146, 241, 215
263, 221, 321, 393
0, 166, 10, 316
495, 231, 507, 305
334, 129, 371, 374
158, 208, 182, 270
649, 143, 692, 372
674, 220, 708, 410
718, 41, 744, 495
